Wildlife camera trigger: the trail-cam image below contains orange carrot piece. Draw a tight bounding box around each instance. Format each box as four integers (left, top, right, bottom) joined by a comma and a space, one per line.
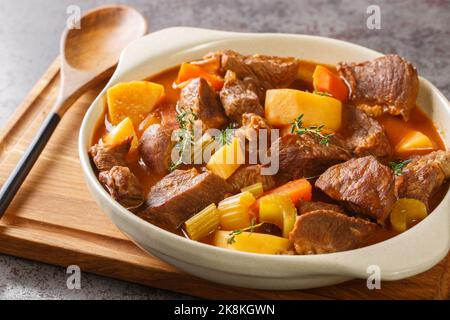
248, 179, 312, 220
312, 65, 349, 102
176, 63, 224, 90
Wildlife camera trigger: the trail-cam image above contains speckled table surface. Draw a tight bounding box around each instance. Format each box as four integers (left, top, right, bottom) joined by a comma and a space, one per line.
0, 0, 449, 300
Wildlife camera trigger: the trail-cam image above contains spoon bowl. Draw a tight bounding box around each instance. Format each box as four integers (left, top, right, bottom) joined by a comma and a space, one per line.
64, 5, 147, 71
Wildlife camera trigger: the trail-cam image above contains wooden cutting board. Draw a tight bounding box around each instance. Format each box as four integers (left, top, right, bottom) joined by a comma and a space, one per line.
0, 58, 449, 300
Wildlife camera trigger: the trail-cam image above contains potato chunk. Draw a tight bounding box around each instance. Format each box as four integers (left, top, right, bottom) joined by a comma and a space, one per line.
265, 89, 342, 131
206, 138, 244, 179
395, 131, 434, 154
103, 117, 139, 150
213, 230, 291, 254
107, 81, 164, 128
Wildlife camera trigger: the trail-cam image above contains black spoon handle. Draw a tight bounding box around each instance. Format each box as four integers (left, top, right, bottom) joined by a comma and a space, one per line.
0, 112, 61, 217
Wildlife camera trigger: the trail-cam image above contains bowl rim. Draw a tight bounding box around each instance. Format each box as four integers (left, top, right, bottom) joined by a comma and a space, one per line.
78, 27, 450, 281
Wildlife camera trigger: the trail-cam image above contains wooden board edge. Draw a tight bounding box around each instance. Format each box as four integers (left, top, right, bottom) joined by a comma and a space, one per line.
0, 228, 328, 300
435, 254, 450, 299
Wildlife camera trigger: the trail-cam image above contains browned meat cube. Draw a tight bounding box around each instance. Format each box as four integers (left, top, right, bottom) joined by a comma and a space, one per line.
139, 124, 174, 175
220, 50, 300, 91
271, 133, 351, 181
242, 112, 271, 131
227, 164, 277, 192
290, 210, 376, 254
139, 168, 233, 232
338, 55, 419, 120
89, 137, 131, 172
177, 77, 228, 130
99, 166, 144, 209
396, 150, 450, 210
219, 71, 264, 124
239, 112, 272, 144
345, 105, 391, 159
315, 156, 397, 223
297, 201, 344, 215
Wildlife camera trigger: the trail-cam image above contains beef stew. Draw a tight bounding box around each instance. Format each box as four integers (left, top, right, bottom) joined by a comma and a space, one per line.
89, 50, 448, 255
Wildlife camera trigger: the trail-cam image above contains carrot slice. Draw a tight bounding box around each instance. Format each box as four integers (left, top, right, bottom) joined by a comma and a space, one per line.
176, 63, 224, 90
312, 65, 349, 102
248, 179, 312, 220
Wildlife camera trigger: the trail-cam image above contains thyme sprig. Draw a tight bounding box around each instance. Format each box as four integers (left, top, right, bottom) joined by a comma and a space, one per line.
291, 114, 334, 146
313, 90, 333, 97
169, 109, 199, 171
227, 219, 264, 245
216, 124, 235, 146
389, 159, 411, 176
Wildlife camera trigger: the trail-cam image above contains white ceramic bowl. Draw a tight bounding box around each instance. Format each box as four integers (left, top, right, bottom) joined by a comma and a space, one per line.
79, 27, 450, 290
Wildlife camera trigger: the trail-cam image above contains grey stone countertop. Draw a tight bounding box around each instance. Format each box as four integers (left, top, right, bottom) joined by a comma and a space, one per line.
0, 0, 449, 299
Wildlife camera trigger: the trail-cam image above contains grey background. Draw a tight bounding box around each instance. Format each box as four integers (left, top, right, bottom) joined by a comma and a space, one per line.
0, 0, 449, 299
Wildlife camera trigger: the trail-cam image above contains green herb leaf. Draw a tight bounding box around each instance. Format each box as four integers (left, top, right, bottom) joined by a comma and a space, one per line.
389, 159, 411, 176
226, 229, 243, 245
170, 108, 199, 171
313, 91, 333, 97
290, 114, 334, 146
226, 219, 264, 245
216, 124, 234, 146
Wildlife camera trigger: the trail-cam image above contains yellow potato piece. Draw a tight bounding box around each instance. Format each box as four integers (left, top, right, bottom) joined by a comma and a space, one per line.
107, 81, 165, 127
213, 230, 292, 254
259, 194, 297, 238
206, 138, 245, 179
395, 131, 434, 154
390, 198, 428, 233
103, 117, 139, 150
265, 89, 342, 131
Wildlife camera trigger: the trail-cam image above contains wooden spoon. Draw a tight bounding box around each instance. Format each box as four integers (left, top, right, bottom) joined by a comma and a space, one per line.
0, 5, 147, 217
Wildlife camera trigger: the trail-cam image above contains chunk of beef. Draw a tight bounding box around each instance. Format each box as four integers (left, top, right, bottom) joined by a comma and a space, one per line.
289, 210, 376, 254
271, 133, 351, 180
227, 165, 277, 192
238, 112, 272, 144
89, 137, 131, 172
139, 124, 174, 174
219, 70, 264, 124
345, 105, 391, 159
241, 112, 271, 136
338, 54, 419, 120
220, 50, 300, 91
139, 168, 233, 232
396, 150, 450, 210
315, 156, 396, 223
177, 77, 228, 130
99, 166, 144, 209
297, 201, 344, 215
